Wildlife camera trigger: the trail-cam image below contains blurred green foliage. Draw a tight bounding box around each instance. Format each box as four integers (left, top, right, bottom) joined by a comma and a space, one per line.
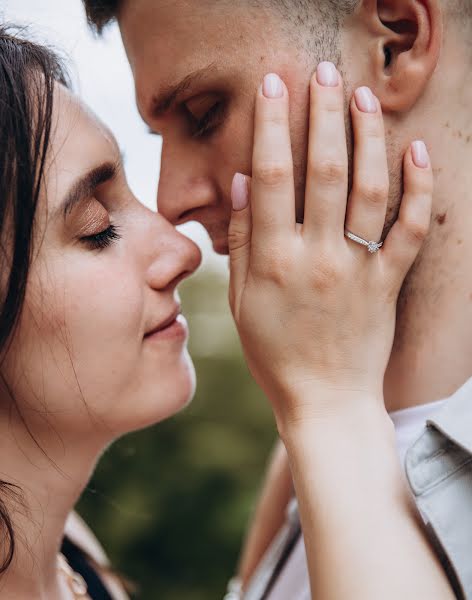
77, 267, 277, 599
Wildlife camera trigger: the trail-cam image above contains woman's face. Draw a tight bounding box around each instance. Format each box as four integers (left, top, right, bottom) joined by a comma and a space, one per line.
1, 84, 202, 442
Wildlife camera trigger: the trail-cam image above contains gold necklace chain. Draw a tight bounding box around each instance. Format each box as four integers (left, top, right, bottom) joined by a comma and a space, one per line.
58, 553, 89, 599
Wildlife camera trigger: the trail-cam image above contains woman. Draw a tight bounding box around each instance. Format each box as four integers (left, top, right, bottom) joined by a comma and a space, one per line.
0, 27, 200, 599
0, 26, 452, 600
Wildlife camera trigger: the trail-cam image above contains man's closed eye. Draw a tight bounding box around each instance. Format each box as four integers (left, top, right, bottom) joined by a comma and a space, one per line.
184, 94, 226, 139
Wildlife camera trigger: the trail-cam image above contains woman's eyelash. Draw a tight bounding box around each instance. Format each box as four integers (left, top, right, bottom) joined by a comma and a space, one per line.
188, 102, 225, 139
81, 223, 121, 251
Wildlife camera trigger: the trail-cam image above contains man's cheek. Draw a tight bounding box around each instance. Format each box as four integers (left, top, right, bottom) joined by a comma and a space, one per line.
221, 114, 255, 176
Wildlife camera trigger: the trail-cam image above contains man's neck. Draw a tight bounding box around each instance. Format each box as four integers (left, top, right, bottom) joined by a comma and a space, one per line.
384, 118, 472, 412
0, 405, 103, 599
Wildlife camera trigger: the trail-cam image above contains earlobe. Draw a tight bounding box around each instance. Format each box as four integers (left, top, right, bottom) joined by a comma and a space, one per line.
375, 0, 443, 112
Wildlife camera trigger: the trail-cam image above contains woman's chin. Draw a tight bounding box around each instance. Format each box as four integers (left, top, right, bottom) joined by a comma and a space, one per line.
171, 349, 197, 413
90, 350, 197, 438
165, 358, 197, 418
123, 355, 196, 433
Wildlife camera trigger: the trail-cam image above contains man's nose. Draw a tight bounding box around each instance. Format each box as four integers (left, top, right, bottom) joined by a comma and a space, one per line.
157, 144, 218, 225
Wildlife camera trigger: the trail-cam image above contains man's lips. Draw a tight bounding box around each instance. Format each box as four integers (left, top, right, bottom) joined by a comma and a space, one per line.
144, 305, 182, 338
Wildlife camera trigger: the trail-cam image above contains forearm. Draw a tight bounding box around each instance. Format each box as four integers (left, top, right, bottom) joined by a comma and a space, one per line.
281, 395, 455, 600
237, 438, 293, 587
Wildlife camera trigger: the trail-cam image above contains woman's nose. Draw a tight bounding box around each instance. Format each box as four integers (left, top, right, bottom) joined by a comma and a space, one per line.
146, 216, 202, 292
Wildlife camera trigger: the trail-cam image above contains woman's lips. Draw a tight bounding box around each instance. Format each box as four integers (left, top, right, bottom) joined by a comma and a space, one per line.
144, 313, 188, 342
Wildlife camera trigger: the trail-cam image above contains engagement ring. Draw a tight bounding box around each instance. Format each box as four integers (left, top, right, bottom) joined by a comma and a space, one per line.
344, 230, 383, 254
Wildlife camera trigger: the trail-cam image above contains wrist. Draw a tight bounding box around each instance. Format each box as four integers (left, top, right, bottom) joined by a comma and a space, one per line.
275, 386, 390, 442
280, 398, 403, 500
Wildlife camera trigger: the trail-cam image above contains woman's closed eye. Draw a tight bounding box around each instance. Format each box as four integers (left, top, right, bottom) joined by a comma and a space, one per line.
81, 223, 121, 251
71, 199, 122, 252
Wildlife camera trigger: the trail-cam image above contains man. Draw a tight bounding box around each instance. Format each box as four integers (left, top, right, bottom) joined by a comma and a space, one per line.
82, 1, 472, 597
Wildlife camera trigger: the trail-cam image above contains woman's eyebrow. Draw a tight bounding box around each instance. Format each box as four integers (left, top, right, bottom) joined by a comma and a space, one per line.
60, 160, 121, 220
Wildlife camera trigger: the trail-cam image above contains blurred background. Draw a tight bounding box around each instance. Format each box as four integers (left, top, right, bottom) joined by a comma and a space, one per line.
0, 1, 277, 597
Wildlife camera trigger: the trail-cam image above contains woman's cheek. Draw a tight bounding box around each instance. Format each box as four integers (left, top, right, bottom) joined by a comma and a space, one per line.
2, 236, 159, 436
34, 252, 144, 412
65, 255, 144, 352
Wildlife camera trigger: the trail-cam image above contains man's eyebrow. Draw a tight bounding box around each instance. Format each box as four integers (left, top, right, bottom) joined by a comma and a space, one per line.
149, 63, 217, 119
60, 160, 121, 220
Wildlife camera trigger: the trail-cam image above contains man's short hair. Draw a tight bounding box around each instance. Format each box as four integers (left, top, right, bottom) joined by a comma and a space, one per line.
83, 0, 121, 33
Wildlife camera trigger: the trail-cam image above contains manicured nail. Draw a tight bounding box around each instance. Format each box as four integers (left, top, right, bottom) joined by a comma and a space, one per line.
231, 173, 249, 211
411, 141, 430, 169
355, 86, 377, 113
263, 73, 283, 99
317, 61, 338, 87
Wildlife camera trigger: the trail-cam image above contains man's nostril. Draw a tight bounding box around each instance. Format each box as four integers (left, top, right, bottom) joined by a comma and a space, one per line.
177, 208, 198, 223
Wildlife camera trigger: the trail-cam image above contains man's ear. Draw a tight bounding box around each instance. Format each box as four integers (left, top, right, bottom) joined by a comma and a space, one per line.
358, 0, 443, 112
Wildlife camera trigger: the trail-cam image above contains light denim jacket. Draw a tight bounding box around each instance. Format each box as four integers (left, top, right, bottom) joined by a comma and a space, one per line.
237, 378, 472, 600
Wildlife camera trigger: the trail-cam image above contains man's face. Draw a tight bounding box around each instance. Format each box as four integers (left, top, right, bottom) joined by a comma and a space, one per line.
119, 0, 316, 254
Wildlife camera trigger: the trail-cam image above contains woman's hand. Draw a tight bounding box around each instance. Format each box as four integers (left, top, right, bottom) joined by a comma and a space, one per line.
228, 66, 432, 431
227, 66, 456, 600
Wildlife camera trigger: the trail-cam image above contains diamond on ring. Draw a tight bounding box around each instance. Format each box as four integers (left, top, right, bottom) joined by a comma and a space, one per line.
345, 230, 383, 254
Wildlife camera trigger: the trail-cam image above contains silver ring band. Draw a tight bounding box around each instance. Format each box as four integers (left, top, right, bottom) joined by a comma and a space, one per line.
345, 230, 383, 254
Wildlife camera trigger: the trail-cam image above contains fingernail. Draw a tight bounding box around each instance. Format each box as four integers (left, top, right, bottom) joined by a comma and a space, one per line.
411, 141, 430, 169
263, 73, 283, 99
355, 86, 377, 113
232, 173, 249, 211
316, 62, 338, 87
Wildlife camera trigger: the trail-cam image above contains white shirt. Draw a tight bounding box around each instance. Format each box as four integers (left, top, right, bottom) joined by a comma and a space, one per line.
246, 397, 448, 600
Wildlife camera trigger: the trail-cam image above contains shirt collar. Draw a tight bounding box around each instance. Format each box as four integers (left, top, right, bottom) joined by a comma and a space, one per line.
427, 376, 472, 454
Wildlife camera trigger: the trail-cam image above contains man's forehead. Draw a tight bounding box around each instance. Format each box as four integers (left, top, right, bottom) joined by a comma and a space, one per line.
120, 0, 280, 71
120, 0, 304, 118
122, 11, 232, 108
120, 0, 234, 51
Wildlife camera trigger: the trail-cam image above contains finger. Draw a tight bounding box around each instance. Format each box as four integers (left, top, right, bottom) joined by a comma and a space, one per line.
251, 73, 296, 239
345, 88, 389, 247
382, 141, 432, 281
228, 173, 252, 316
303, 62, 348, 240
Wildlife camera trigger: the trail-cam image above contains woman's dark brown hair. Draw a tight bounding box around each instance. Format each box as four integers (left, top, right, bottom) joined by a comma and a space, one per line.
0, 24, 69, 573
